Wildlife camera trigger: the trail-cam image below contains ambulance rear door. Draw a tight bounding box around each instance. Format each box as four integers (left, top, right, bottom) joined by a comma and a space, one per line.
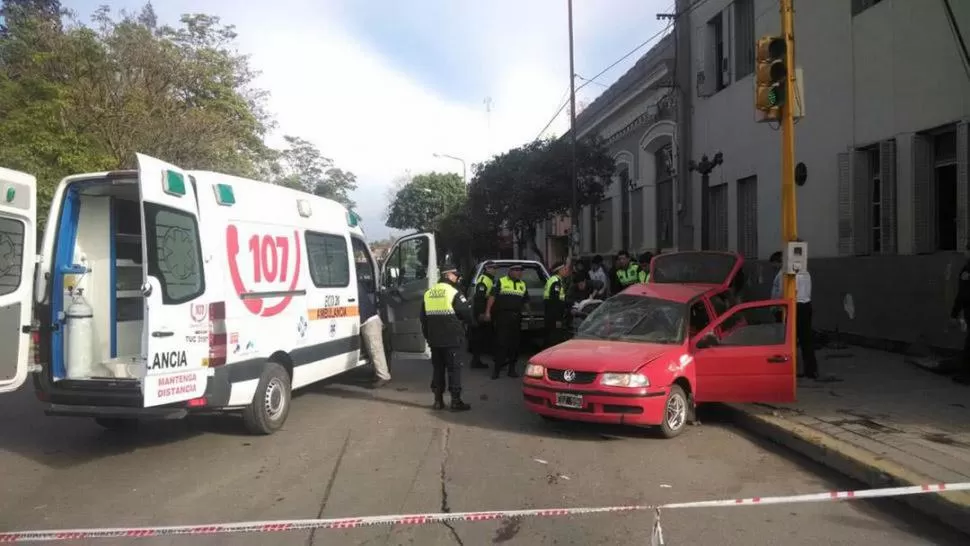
0, 167, 37, 394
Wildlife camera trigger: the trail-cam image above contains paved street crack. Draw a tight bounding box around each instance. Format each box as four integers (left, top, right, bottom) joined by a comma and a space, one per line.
307, 430, 352, 546
438, 427, 465, 546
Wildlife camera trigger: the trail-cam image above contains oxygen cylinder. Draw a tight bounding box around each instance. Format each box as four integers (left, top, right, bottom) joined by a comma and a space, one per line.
65, 288, 96, 379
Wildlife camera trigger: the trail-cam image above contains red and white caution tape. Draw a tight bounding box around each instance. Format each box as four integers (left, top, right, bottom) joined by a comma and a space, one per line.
1, 482, 967, 543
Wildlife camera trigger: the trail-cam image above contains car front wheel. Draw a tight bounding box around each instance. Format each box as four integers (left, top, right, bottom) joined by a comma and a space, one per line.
659, 385, 688, 439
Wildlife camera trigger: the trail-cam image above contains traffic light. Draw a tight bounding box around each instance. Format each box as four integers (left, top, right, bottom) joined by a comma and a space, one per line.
755, 36, 787, 118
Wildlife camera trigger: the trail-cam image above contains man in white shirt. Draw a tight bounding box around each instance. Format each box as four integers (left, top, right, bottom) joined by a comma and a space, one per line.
770, 252, 819, 379
587, 255, 609, 300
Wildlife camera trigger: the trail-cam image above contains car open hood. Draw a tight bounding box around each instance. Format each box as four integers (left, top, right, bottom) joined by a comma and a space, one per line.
650, 251, 742, 289
530, 339, 675, 373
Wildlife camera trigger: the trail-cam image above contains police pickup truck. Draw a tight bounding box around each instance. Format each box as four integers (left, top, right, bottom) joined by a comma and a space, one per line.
465, 260, 550, 339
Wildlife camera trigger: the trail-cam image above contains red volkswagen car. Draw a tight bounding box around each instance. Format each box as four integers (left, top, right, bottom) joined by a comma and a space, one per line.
522, 251, 795, 438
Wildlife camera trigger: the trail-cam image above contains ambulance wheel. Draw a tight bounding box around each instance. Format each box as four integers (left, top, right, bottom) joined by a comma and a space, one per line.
659, 385, 688, 439
94, 417, 139, 432
242, 362, 291, 435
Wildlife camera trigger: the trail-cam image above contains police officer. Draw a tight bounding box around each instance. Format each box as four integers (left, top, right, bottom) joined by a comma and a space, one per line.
420, 264, 473, 411
637, 252, 653, 283
610, 250, 640, 294
950, 245, 970, 385
468, 261, 497, 369
543, 262, 571, 348
485, 264, 529, 379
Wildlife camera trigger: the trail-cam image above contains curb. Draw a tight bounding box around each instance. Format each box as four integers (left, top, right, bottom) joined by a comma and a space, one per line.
725, 404, 970, 536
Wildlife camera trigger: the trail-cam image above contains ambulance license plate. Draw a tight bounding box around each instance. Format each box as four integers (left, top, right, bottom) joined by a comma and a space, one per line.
555, 393, 583, 409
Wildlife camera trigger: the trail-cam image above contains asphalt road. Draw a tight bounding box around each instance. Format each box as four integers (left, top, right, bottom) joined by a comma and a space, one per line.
0, 356, 964, 546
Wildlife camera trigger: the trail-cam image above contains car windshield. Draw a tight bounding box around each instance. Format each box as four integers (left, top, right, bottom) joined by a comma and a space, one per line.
493, 264, 545, 289
576, 294, 686, 344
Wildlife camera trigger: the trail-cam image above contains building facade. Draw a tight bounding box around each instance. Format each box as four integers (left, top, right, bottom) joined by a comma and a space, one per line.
685, 0, 970, 350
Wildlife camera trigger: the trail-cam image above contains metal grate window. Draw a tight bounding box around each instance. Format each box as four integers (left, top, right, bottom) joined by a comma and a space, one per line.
733, 0, 755, 79
736, 176, 758, 259
708, 184, 729, 251
655, 145, 675, 249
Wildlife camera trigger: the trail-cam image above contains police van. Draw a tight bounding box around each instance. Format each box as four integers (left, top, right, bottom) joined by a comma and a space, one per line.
0, 154, 444, 434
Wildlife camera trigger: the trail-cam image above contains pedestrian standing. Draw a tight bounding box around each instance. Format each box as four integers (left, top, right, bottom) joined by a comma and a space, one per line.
420, 264, 473, 411
543, 262, 571, 348
770, 251, 819, 380
637, 252, 654, 283
468, 261, 497, 369
949, 245, 970, 385
485, 263, 529, 379
358, 269, 392, 389
588, 255, 609, 299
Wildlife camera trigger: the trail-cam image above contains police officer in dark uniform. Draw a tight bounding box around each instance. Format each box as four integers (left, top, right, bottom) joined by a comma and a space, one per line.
485, 264, 529, 379
950, 248, 970, 385
468, 261, 497, 369
420, 264, 474, 410
543, 262, 571, 348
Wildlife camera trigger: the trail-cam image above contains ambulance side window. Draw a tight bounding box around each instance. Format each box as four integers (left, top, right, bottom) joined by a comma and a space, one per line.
0, 217, 25, 297
144, 203, 205, 305
306, 231, 350, 288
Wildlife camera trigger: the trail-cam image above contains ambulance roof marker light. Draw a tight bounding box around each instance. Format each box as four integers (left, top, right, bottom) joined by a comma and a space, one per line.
162, 170, 187, 197
4, 187, 14, 203
214, 183, 236, 206
347, 210, 361, 228
297, 199, 312, 217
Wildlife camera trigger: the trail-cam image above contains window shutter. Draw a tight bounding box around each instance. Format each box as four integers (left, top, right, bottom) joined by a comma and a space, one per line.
879, 139, 897, 254
958, 122, 969, 251
852, 150, 870, 255
837, 152, 853, 256
913, 135, 935, 253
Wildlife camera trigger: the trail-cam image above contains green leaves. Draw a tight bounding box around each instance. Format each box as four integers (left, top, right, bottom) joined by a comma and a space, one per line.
386, 172, 466, 232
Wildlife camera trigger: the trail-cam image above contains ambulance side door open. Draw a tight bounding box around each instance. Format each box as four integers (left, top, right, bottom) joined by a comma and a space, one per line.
0, 167, 37, 394
379, 232, 438, 355
136, 154, 209, 406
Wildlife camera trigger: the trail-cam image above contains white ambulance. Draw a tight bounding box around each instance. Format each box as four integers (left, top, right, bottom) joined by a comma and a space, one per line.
0, 154, 444, 434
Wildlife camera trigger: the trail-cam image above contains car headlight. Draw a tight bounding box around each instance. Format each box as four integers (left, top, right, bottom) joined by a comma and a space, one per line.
524, 363, 545, 378
600, 373, 649, 387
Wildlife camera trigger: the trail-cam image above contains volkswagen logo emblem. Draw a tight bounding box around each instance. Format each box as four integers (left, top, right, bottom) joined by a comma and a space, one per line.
563, 369, 577, 382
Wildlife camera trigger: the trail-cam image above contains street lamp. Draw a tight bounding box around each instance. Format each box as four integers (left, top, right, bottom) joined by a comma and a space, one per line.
433, 153, 467, 185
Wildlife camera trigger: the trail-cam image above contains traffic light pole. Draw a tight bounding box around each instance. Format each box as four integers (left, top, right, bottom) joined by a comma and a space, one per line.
779, 0, 799, 389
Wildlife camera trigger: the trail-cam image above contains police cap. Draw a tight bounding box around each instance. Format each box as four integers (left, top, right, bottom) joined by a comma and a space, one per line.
551, 262, 565, 273
440, 263, 459, 275
483, 260, 497, 269
508, 263, 524, 271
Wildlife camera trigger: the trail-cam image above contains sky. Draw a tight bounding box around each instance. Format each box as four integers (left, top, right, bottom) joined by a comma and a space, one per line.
64, 0, 673, 240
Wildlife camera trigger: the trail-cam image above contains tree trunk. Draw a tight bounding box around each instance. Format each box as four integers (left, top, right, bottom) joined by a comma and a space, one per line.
526, 225, 546, 266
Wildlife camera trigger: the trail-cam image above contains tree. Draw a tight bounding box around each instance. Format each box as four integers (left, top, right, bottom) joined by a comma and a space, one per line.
465, 136, 615, 264
273, 135, 356, 207
386, 172, 466, 232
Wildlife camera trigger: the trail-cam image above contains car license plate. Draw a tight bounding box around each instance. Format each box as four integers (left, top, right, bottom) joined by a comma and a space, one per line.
555, 393, 583, 409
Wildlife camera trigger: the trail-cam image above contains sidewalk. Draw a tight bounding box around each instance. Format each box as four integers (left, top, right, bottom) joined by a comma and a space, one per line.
727, 345, 970, 535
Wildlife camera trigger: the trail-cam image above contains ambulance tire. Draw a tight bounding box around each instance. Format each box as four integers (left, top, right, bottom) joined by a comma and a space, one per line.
242, 362, 291, 435
94, 417, 139, 432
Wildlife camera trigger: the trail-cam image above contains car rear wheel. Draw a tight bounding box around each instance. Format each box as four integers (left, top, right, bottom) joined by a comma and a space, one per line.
659, 385, 688, 439
242, 362, 291, 435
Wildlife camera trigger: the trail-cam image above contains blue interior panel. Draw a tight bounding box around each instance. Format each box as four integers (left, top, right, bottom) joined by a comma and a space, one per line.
50, 186, 81, 380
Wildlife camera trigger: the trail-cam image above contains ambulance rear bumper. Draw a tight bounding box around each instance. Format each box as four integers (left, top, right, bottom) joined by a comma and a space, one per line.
44, 404, 188, 420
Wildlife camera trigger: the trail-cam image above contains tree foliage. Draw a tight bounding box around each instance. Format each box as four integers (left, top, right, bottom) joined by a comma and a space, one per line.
275, 135, 357, 207
386, 171, 466, 232
454, 136, 615, 261
0, 2, 356, 220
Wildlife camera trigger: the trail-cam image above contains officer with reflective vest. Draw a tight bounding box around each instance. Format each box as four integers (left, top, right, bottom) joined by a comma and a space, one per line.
420, 264, 474, 411
610, 250, 640, 294
468, 261, 497, 369
485, 263, 529, 379
637, 252, 654, 283
543, 261, 572, 348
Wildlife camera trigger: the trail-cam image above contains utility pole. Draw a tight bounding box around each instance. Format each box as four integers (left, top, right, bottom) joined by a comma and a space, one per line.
779, 0, 799, 392
688, 152, 723, 250
567, 0, 579, 258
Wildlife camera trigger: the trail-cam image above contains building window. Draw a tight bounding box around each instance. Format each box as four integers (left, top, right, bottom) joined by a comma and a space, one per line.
707, 14, 726, 91
851, 0, 883, 16
838, 140, 897, 256
596, 198, 613, 253
733, 0, 755, 79
736, 176, 758, 259
708, 184, 729, 251
934, 130, 958, 251
618, 165, 631, 251
631, 186, 644, 251
867, 147, 882, 253
655, 145, 674, 249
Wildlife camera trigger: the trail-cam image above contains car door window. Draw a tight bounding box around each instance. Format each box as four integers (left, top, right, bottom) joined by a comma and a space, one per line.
709, 291, 732, 317
382, 237, 428, 288
688, 301, 711, 337
717, 304, 786, 346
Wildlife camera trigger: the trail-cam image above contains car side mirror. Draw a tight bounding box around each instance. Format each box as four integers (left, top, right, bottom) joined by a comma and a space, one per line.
696, 333, 719, 349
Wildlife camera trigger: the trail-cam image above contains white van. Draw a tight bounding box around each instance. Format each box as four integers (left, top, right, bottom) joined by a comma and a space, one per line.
0, 154, 443, 435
